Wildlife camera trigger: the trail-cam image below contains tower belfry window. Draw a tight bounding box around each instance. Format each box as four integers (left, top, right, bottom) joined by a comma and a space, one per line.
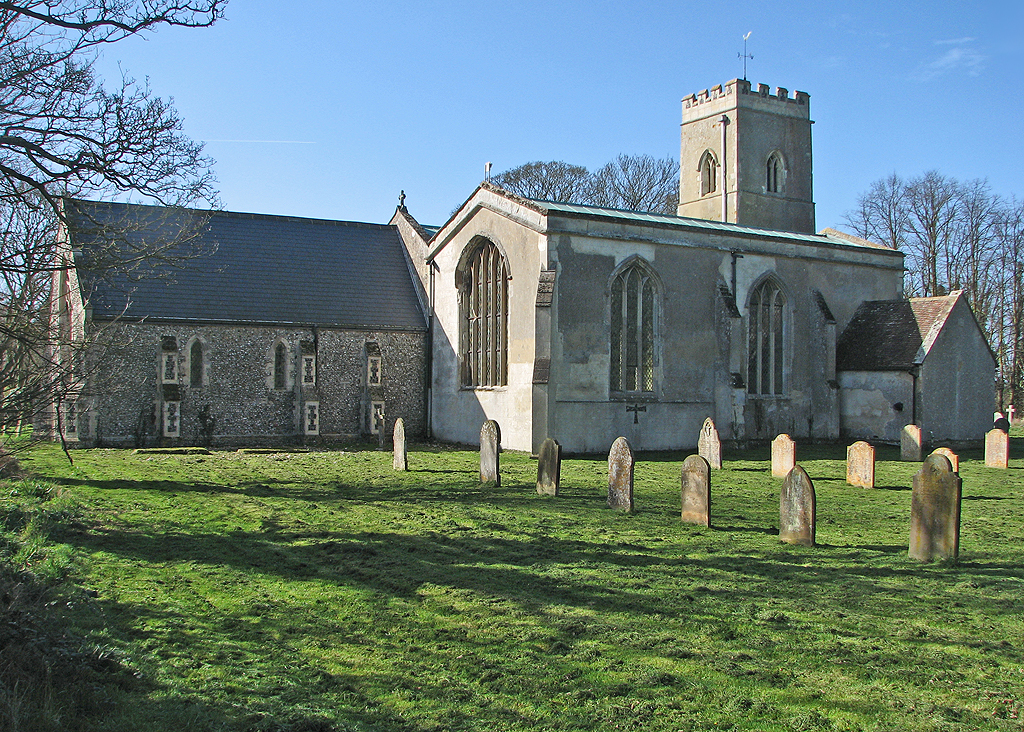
699, 150, 718, 197
766, 152, 784, 194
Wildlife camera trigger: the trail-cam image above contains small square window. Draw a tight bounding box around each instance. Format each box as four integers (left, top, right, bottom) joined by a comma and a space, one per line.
302, 355, 316, 385
304, 401, 320, 435
367, 356, 382, 386
162, 352, 178, 383
163, 401, 181, 437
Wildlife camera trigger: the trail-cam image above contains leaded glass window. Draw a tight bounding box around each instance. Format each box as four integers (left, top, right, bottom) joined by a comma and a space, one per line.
274, 342, 286, 389
610, 261, 656, 394
190, 340, 203, 387
460, 240, 509, 388
747, 278, 786, 396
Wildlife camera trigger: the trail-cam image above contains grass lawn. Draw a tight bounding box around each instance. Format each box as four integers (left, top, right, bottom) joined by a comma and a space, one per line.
4, 435, 1024, 731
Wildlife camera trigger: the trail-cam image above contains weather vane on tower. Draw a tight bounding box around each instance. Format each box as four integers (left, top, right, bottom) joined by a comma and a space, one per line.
738, 31, 753, 81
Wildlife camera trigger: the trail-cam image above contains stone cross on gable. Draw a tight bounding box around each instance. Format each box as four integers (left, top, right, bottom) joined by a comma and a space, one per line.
626, 404, 646, 424
399, 190, 406, 207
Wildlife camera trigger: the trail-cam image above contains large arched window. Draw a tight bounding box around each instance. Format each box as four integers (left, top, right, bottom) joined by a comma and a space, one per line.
189, 339, 204, 387
610, 259, 657, 394
747, 278, 786, 396
699, 150, 718, 197
460, 239, 509, 387
766, 151, 785, 194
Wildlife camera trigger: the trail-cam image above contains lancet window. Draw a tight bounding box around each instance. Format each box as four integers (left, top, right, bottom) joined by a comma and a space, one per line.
460, 239, 509, 388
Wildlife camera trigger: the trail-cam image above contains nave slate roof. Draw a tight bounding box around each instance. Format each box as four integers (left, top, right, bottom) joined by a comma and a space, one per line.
67, 200, 427, 332
836, 292, 964, 371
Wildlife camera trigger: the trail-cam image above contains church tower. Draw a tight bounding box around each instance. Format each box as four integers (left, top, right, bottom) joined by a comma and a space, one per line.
676, 79, 814, 234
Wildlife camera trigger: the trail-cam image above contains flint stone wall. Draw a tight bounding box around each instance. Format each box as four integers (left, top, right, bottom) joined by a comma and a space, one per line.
69, 322, 427, 447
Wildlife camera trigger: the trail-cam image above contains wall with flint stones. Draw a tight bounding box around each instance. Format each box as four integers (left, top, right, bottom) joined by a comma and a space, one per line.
73, 321, 426, 447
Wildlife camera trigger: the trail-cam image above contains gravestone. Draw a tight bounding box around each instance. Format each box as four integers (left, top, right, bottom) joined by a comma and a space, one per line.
697, 417, 722, 470
392, 418, 408, 471
536, 437, 561, 496
930, 447, 959, 473
901, 424, 922, 461
771, 434, 795, 478
680, 454, 711, 527
779, 465, 815, 547
985, 428, 1009, 469
993, 413, 1010, 433
480, 420, 501, 485
607, 437, 634, 512
909, 453, 961, 562
846, 441, 875, 488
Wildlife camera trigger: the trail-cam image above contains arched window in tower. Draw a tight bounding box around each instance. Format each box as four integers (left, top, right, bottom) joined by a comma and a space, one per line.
460, 239, 509, 387
273, 341, 287, 389
747, 278, 786, 396
610, 259, 657, 394
766, 151, 785, 194
699, 150, 718, 197
189, 339, 204, 387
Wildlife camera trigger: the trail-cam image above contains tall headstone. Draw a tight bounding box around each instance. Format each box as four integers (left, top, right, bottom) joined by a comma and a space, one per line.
607, 437, 634, 512
536, 437, 561, 496
697, 418, 722, 470
771, 434, 795, 478
392, 418, 408, 471
985, 428, 1009, 469
480, 420, 501, 485
901, 424, 922, 461
779, 466, 815, 547
680, 455, 711, 527
846, 441, 875, 489
930, 447, 959, 473
909, 453, 961, 562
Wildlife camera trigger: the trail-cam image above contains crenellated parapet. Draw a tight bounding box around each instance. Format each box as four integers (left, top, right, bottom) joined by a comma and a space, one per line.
683, 79, 809, 117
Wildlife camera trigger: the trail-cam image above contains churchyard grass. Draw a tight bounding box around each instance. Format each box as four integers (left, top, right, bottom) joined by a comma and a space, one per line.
4, 436, 1024, 731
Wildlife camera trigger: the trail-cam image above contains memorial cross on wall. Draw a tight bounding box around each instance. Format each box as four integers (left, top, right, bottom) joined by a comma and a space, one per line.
626, 404, 647, 424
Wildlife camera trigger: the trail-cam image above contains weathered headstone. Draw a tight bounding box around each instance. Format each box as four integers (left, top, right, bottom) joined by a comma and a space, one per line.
985, 428, 1009, 469
909, 453, 961, 562
392, 417, 407, 471
607, 436, 634, 512
779, 465, 815, 547
697, 417, 722, 470
680, 455, 711, 527
901, 424, 922, 461
536, 437, 561, 496
930, 447, 959, 473
846, 441, 875, 488
480, 420, 501, 485
993, 413, 1010, 433
771, 434, 795, 478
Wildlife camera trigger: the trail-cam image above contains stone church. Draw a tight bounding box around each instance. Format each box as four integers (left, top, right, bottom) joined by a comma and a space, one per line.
44, 78, 995, 451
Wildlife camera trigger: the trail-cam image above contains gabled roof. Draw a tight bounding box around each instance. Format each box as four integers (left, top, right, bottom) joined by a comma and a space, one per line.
836, 292, 963, 371
428, 182, 905, 263
68, 200, 427, 331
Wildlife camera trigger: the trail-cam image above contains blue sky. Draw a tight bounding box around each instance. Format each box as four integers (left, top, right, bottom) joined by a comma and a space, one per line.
95, 0, 1022, 231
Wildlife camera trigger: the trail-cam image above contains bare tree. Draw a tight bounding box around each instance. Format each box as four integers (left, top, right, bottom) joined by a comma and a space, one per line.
592, 154, 679, 214
492, 154, 679, 214
490, 161, 595, 204
842, 173, 908, 250
0, 0, 223, 440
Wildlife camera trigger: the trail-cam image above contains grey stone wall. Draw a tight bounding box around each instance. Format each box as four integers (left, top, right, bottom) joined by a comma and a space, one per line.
73, 321, 426, 447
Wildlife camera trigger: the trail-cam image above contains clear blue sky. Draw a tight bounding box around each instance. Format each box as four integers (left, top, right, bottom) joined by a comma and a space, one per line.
95, 0, 1023, 232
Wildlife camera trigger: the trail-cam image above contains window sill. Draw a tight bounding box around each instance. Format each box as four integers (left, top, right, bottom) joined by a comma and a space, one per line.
609, 392, 657, 402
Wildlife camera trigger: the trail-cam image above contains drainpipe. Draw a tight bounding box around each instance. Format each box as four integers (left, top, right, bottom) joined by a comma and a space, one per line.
731, 251, 743, 308
720, 114, 729, 224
